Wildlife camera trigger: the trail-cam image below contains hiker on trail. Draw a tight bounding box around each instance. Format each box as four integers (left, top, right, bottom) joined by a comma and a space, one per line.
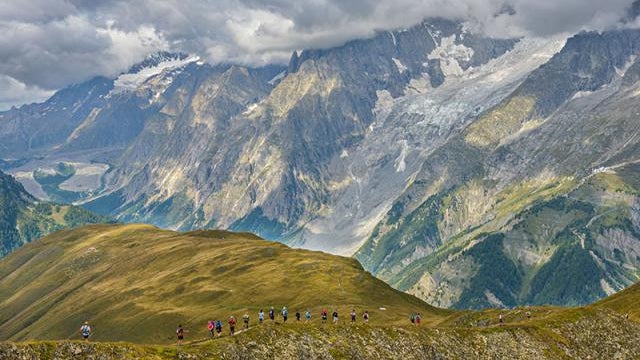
269, 307, 275, 322
415, 313, 422, 326
333, 310, 339, 324
243, 313, 250, 329
215, 320, 223, 337
321, 308, 328, 324
410, 313, 415, 324
282, 306, 289, 322
296, 309, 301, 322
207, 320, 215, 338
351, 309, 357, 323
229, 316, 237, 335
499, 314, 504, 326
526, 311, 531, 321
176, 325, 185, 345
363, 311, 369, 323
259, 309, 265, 324
80, 321, 91, 342
305, 309, 311, 323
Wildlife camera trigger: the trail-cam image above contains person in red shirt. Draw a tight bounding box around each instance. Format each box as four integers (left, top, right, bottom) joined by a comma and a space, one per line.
207, 320, 214, 338
228, 316, 237, 335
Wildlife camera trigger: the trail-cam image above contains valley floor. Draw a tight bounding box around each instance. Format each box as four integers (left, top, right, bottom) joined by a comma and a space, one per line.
2, 309, 639, 360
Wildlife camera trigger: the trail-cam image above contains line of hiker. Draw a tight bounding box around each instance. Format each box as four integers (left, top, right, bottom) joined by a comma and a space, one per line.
79, 309, 535, 343
79, 307, 436, 344
179, 306, 372, 344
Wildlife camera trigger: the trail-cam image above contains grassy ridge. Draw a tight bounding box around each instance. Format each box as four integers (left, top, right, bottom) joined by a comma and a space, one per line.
595, 282, 640, 321
0, 224, 446, 344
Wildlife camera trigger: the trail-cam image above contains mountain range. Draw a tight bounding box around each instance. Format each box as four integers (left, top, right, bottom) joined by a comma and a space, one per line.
2, 15, 640, 309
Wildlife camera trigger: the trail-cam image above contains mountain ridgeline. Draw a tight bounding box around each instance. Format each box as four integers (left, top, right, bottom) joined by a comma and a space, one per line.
0, 224, 441, 344
2, 14, 640, 309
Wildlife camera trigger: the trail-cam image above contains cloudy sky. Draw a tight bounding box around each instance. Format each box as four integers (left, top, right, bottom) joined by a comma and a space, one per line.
0, 0, 636, 109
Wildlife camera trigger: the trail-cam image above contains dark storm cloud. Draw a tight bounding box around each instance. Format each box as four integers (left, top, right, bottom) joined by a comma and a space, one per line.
0, 0, 636, 109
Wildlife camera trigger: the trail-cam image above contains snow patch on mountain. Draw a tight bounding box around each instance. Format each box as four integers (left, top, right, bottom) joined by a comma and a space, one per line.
242, 103, 259, 115
428, 35, 474, 77
615, 55, 638, 77
572, 90, 596, 100
373, 90, 394, 119
395, 140, 409, 172
110, 55, 200, 95
392, 58, 408, 73
405, 77, 431, 95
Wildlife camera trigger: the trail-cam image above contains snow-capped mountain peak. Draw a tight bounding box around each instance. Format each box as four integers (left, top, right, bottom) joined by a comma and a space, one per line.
110, 52, 201, 95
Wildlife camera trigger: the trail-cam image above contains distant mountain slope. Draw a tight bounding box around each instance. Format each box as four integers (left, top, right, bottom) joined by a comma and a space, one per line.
0, 170, 110, 258
356, 28, 640, 309
0, 76, 113, 158
0, 18, 519, 249
0, 224, 442, 344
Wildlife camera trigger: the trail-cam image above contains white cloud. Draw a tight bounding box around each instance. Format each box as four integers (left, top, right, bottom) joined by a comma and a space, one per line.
0, 0, 638, 108
0, 75, 54, 110
97, 23, 170, 71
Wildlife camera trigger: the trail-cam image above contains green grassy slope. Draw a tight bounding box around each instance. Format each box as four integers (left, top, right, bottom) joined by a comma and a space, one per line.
0, 224, 446, 344
595, 281, 640, 321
